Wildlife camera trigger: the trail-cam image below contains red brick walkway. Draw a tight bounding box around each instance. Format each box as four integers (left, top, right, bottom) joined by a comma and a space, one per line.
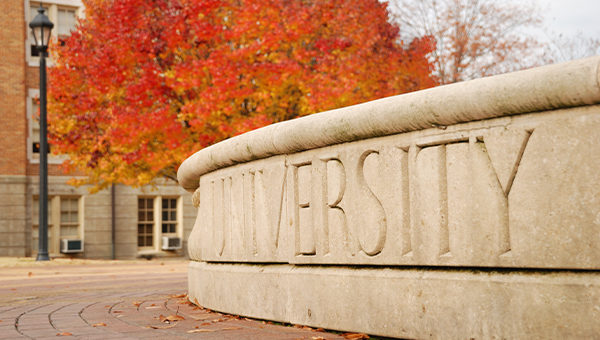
0, 259, 348, 340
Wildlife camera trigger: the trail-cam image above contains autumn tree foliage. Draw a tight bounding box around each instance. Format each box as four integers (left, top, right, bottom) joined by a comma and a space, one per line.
387, 0, 546, 84
48, 0, 435, 192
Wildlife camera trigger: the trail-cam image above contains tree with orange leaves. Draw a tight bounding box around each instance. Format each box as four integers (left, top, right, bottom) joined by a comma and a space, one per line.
387, 0, 547, 84
48, 0, 435, 192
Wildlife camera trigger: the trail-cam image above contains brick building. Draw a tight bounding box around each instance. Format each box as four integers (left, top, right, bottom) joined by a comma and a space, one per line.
0, 0, 195, 259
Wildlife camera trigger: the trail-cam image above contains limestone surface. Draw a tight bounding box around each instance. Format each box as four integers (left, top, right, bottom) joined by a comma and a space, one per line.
189, 261, 600, 340
187, 106, 600, 269
180, 56, 600, 339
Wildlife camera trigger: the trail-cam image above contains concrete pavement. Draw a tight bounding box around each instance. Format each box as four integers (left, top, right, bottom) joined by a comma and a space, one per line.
0, 258, 357, 340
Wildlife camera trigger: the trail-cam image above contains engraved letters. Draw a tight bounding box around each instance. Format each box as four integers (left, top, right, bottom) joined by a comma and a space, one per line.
201, 128, 532, 264
209, 162, 286, 259
292, 163, 316, 255
325, 158, 348, 256
356, 150, 387, 256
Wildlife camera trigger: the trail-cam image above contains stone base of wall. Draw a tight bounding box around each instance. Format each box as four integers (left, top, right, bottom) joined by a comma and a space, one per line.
189, 261, 600, 339
0, 176, 29, 257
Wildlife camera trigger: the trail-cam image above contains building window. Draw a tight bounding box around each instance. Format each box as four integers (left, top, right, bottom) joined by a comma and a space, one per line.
28, 90, 64, 164
27, 1, 83, 64
31, 196, 82, 256
138, 196, 181, 251
30, 96, 50, 157
60, 198, 79, 237
57, 8, 77, 38
162, 198, 178, 234
31, 96, 40, 156
138, 198, 154, 248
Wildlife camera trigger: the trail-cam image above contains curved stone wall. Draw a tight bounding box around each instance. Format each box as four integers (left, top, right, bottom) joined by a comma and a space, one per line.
180, 56, 600, 339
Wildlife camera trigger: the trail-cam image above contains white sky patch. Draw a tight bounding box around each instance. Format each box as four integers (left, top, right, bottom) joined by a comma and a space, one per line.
539, 0, 600, 39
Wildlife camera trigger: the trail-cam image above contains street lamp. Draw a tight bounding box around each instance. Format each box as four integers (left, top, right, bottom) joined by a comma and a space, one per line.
30, 5, 54, 261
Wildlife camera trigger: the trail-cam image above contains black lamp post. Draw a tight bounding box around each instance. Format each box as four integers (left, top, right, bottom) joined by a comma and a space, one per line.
30, 5, 54, 261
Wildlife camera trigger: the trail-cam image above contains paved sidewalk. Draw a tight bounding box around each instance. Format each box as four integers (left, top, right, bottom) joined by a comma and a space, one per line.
0, 258, 353, 340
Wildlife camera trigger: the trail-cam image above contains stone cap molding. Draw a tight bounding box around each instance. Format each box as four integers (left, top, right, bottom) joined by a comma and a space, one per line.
178, 55, 600, 192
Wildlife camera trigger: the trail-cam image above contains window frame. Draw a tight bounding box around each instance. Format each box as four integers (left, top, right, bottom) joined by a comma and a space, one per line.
27, 89, 67, 164
137, 196, 182, 253
56, 7, 77, 39
25, 0, 84, 66
137, 197, 156, 250
161, 197, 179, 236
59, 197, 81, 238
31, 195, 84, 257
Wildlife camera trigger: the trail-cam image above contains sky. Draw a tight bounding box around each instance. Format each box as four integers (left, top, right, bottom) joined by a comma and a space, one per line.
540, 0, 600, 38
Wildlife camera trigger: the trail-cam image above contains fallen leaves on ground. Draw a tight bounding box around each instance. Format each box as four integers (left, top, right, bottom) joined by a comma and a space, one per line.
156, 314, 185, 324
130, 293, 356, 339
56, 331, 72, 336
147, 322, 179, 329
186, 327, 241, 333
28, 272, 33, 277
92, 323, 106, 327
187, 329, 217, 333
166, 314, 185, 322
342, 333, 370, 339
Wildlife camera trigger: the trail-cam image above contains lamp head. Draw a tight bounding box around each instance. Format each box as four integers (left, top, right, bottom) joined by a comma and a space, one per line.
29, 5, 54, 52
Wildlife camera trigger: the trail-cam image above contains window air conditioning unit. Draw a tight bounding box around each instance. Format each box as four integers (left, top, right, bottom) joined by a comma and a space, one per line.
162, 237, 182, 250
60, 239, 84, 253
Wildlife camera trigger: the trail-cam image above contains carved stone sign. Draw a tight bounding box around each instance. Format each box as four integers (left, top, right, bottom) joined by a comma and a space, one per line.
180, 56, 600, 339
194, 114, 600, 269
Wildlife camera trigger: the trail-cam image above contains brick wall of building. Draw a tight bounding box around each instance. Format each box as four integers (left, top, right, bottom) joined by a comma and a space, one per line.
26, 66, 39, 90
27, 163, 78, 177
0, 1, 27, 176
